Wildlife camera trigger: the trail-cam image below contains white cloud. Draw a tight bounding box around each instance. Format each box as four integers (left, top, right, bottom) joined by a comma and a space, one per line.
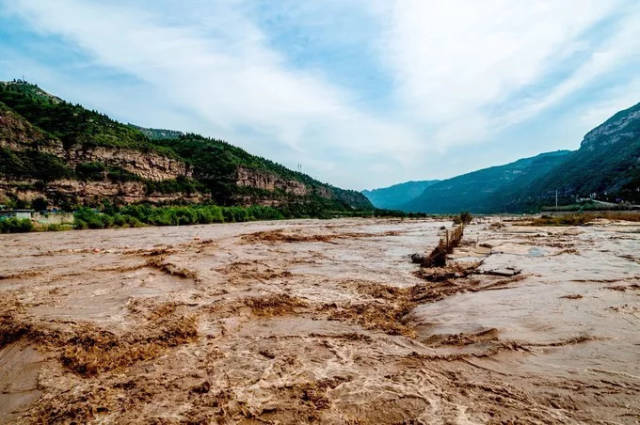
3, 0, 640, 189
576, 77, 640, 132
378, 0, 638, 146
5, 0, 424, 186
498, 9, 640, 129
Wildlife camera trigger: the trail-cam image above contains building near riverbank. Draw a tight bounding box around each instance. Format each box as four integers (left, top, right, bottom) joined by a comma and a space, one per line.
0, 209, 34, 220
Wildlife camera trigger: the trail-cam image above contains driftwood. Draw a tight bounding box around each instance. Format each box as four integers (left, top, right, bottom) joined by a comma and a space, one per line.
413, 225, 465, 268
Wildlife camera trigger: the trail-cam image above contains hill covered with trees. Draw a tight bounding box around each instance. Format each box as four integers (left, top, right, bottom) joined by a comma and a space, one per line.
403, 151, 571, 213
0, 80, 372, 216
379, 101, 640, 213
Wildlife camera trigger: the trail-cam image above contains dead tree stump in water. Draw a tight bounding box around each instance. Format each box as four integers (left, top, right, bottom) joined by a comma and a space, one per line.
417, 224, 464, 268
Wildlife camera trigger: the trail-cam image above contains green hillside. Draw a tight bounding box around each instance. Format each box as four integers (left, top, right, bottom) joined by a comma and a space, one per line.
386, 101, 640, 213
128, 124, 184, 141
404, 151, 571, 213
0, 80, 372, 213
517, 102, 640, 207
0, 80, 167, 153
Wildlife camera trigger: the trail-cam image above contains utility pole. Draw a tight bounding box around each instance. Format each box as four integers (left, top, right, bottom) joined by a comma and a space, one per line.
555, 190, 558, 209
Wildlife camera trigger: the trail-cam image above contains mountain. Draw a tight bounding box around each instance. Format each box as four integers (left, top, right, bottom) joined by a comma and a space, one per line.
512, 102, 640, 208
384, 101, 640, 214
362, 180, 438, 210
403, 151, 571, 213
0, 80, 372, 213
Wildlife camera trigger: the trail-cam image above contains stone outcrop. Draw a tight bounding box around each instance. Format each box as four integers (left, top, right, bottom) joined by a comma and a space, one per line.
0, 107, 48, 145
64, 147, 191, 181
0, 108, 191, 181
0, 140, 190, 182
581, 107, 640, 150
0, 106, 372, 209
0, 179, 208, 206
235, 166, 308, 196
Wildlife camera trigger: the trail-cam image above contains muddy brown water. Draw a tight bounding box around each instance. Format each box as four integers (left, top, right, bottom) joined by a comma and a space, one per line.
0, 218, 639, 424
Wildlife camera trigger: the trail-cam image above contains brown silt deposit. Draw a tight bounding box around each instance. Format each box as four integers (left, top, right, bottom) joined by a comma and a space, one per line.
1, 217, 639, 424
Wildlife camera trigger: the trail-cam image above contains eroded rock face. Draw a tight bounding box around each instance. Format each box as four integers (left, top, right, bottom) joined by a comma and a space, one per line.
0, 108, 370, 208
0, 110, 66, 157
1, 141, 191, 182
0, 108, 47, 145
0, 138, 65, 157
0, 179, 208, 205
0, 108, 191, 182
64, 147, 192, 181
235, 166, 308, 196
581, 107, 640, 150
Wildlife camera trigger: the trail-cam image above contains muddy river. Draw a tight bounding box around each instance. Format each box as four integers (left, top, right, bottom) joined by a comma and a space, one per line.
0, 218, 639, 424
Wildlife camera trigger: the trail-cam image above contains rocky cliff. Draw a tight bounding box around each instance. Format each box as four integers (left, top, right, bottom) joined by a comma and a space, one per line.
0, 178, 208, 206
0, 80, 372, 211
581, 104, 640, 150
235, 166, 308, 196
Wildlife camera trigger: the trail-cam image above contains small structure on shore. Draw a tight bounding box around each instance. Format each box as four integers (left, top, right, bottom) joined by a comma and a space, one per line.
0, 209, 35, 220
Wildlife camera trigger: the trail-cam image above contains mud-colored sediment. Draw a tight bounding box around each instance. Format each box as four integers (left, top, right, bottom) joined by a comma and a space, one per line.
0, 218, 639, 424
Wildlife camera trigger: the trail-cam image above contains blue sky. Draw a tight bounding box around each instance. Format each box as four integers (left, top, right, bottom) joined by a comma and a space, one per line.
1, 0, 639, 190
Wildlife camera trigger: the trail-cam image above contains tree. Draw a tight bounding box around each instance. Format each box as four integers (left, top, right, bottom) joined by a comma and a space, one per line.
32, 197, 48, 211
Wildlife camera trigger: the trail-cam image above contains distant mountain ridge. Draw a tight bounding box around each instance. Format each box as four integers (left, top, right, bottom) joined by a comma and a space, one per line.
362, 180, 438, 210
0, 80, 372, 213
373, 101, 640, 213
403, 150, 571, 213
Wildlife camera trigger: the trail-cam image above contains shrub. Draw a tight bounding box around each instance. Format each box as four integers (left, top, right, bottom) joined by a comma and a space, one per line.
74, 207, 111, 229
76, 162, 106, 180
203, 206, 224, 223
148, 209, 175, 226
246, 205, 284, 221
0, 218, 34, 233
126, 216, 144, 227
174, 207, 199, 225
64, 200, 405, 232
113, 214, 127, 227
223, 206, 250, 222
453, 211, 473, 225
87, 216, 105, 229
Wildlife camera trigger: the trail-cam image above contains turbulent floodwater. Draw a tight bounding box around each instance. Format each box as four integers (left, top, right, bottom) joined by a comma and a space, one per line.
0, 217, 639, 424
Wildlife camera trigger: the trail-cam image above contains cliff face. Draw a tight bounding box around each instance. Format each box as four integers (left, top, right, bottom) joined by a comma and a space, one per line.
234, 166, 372, 209
0, 80, 373, 211
0, 141, 190, 182
0, 178, 208, 206
235, 166, 308, 196
1, 106, 189, 181
0, 106, 51, 146
64, 147, 191, 181
581, 103, 640, 150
